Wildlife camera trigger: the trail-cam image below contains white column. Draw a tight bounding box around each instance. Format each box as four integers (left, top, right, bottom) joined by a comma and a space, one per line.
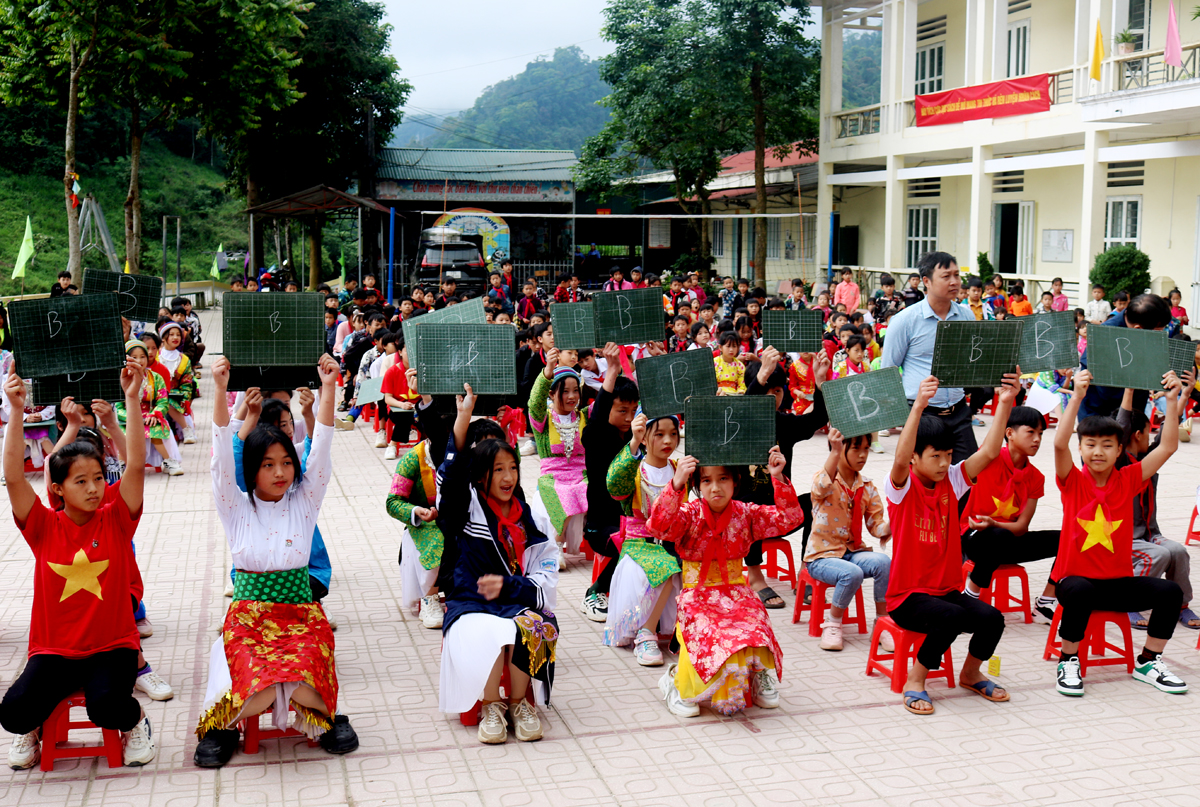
968, 144, 993, 272
992, 0, 1009, 82
817, 162, 833, 279
1077, 129, 1110, 296
883, 155, 905, 271
901, 0, 917, 103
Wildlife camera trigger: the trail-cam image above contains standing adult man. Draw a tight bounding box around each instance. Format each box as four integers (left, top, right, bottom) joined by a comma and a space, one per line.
881, 252, 977, 463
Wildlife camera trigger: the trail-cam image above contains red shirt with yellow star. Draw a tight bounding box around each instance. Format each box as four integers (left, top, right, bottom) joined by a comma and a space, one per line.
960, 447, 1045, 534
16, 496, 142, 658
885, 463, 973, 611
1052, 462, 1146, 581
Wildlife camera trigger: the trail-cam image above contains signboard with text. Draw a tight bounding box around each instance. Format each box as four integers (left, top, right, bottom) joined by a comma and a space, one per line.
915, 74, 1050, 127
376, 179, 573, 202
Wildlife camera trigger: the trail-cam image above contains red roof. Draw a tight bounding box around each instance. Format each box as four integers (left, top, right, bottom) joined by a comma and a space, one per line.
718, 143, 818, 176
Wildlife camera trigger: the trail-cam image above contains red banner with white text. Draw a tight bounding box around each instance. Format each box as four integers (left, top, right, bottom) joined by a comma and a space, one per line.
915, 74, 1051, 127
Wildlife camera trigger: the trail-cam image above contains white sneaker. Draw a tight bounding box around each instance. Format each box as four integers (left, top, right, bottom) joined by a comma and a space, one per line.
580, 592, 608, 622
134, 669, 175, 701
509, 700, 542, 742
634, 628, 663, 666
819, 621, 844, 651
384, 444, 398, 461
326, 612, 339, 631
122, 716, 156, 766
223, 581, 234, 598
520, 440, 537, 456
183, 427, 196, 445
374, 430, 389, 448
7, 729, 40, 770
557, 550, 566, 571
419, 595, 443, 629
753, 669, 780, 709
876, 626, 895, 653
658, 665, 700, 718
1133, 656, 1189, 694
161, 458, 184, 476
136, 617, 153, 638
335, 417, 355, 431
477, 701, 507, 744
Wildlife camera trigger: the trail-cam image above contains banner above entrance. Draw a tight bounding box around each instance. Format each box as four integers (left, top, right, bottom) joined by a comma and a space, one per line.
915, 74, 1050, 127
377, 179, 573, 202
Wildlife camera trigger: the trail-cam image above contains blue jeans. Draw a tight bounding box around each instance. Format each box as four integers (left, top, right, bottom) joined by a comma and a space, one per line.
806, 550, 891, 609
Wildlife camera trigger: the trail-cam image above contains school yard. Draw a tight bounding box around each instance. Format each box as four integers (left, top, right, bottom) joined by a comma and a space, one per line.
1, 306, 1199, 807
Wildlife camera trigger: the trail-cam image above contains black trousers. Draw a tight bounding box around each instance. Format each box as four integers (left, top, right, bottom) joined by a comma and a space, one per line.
0, 648, 141, 735
389, 409, 415, 443
747, 493, 813, 567
961, 527, 1060, 589
965, 387, 993, 416
889, 591, 1005, 672
584, 522, 619, 595
1057, 576, 1182, 643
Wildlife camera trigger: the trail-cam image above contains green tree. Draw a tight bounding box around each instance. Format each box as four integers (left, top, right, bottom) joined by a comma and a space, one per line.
221, 0, 411, 288
842, 30, 881, 110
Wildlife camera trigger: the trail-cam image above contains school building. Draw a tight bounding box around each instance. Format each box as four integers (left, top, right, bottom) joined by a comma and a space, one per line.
815, 0, 1200, 310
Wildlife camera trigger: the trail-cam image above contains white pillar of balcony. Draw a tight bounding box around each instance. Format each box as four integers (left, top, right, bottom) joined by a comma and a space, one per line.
880, 2, 895, 131
965, 0, 987, 86
1077, 129, 1110, 293
883, 154, 905, 271
992, 0, 1009, 82
817, 7, 842, 279
901, 0, 917, 109
968, 144, 994, 272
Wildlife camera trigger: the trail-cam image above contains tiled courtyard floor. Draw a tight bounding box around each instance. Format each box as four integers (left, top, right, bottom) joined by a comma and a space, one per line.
2, 307, 1200, 806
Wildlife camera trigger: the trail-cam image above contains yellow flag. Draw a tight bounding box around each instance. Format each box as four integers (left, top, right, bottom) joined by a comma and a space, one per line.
11, 216, 32, 279
1090, 20, 1104, 81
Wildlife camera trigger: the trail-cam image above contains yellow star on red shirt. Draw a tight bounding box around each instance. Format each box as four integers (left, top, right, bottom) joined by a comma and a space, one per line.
47, 549, 109, 602
990, 495, 1020, 520
1077, 505, 1121, 554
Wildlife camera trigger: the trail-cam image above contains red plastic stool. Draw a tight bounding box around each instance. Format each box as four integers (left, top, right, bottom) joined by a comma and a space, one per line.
1186, 507, 1200, 546
591, 554, 612, 584
962, 561, 1032, 624
1041, 607, 1135, 676
865, 616, 956, 694
979, 393, 998, 416
39, 691, 123, 771
460, 667, 534, 726
240, 704, 320, 753
792, 567, 867, 637
760, 537, 797, 590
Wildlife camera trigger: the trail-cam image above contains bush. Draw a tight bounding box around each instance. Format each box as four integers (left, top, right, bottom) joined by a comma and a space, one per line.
1091, 245, 1151, 301
976, 251, 994, 285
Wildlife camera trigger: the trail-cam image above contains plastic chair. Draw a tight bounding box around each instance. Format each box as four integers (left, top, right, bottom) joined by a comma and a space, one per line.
962, 561, 1032, 624
591, 554, 611, 584
792, 567, 867, 637
978, 393, 999, 417
460, 667, 534, 726
1041, 607, 1134, 676
1186, 507, 1200, 547
760, 537, 797, 591
240, 704, 319, 754
39, 692, 123, 771
865, 616, 956, 694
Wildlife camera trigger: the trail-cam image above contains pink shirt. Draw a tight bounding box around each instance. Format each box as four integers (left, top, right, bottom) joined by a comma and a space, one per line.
833, 281, 861, 313
1051, 293, 1070, 312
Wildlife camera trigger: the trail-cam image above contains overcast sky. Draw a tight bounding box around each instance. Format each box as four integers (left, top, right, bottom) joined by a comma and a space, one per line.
382, 0, 615, 114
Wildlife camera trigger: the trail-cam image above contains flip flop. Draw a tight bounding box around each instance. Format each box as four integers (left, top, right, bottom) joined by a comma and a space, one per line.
1179, 607, 1200, 629
903, 690, 934, 715
964, 679, 1009, 702
1129, 611, 1149, 630
756, 586, 785, 609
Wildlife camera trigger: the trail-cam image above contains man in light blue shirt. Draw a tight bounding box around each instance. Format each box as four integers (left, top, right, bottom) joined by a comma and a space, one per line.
882, 251, 979, 462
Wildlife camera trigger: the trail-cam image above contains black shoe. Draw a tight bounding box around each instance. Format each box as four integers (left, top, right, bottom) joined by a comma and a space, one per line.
193, 728, 239, 768
319, 715, 359, 755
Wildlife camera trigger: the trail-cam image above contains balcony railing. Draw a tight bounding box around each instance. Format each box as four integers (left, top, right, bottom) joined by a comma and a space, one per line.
834, 104, 881, 138
1048, 68, 1074, 104
1116, 42, 1200, 90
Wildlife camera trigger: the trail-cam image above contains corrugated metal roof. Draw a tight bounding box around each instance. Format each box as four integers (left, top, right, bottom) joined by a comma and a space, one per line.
378, 148, 578, 182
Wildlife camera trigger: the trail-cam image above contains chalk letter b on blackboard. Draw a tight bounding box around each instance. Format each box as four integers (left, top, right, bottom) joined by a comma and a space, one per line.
787, 322, 797, 339
1034, 321, 1053, 359
616, 295, 632, 329
721, 406, 741, 445
47, 311, 62, 338
269, 311, 282, 334
1115, 337, 1133, 368
116, 275, 137, 315
848, 381, 880, 421
669, 360, 693, 402
969, 335, 983, 363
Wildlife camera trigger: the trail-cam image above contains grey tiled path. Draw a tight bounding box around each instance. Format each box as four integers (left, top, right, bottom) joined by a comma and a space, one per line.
3, 308, 1200, 806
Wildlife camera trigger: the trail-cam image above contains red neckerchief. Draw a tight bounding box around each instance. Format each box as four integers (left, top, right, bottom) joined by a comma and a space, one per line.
998, 448, 1032, 516
837, 475, 865, 549
492, 286, 508, 302
698, 499, 735, 587
486, 496, 527, 574
518, 297, 538, 318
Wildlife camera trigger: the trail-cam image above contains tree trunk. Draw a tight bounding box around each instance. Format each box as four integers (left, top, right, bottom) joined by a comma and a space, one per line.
123, 103, 143, 274
308, 216, 323, 290
285, 220, 294, 273
751, 44, 768, 291
246, 168, 263, 277
64, 42, 88, 286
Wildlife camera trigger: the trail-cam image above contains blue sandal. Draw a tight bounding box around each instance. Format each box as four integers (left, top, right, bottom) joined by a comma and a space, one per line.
1180, 608, 1200, 629
903, 690, 934, 715
965, 679, 1009, 702
1129, 611, 1149, 630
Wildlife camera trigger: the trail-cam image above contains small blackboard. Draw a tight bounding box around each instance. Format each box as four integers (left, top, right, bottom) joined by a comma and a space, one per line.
549, 302, 596, 350
222, 292, 326, 367
683, 395, 776, 466
226, 366, 321, 392
401, 296, 487, 344
1167, 337, 1196, 379
762, 309, 824, 353
634, 350, 718, 418
930, 320, 1024, 388
592, 287, 664, 346
30, 370, 123, 407
82, 269, 165, 323
10, 294, 126, 378
410, 322, 516, 396
1016, 312, 1078, 374
1088, 326, 1170, 391
823, 367, 909, 439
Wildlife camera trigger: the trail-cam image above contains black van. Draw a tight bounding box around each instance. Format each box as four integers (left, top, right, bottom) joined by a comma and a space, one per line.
414, 229, 487, 296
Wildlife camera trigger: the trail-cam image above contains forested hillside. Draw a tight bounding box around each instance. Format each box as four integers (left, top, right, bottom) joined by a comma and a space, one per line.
400, 46, 610, 154
842, 31, 882, 109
